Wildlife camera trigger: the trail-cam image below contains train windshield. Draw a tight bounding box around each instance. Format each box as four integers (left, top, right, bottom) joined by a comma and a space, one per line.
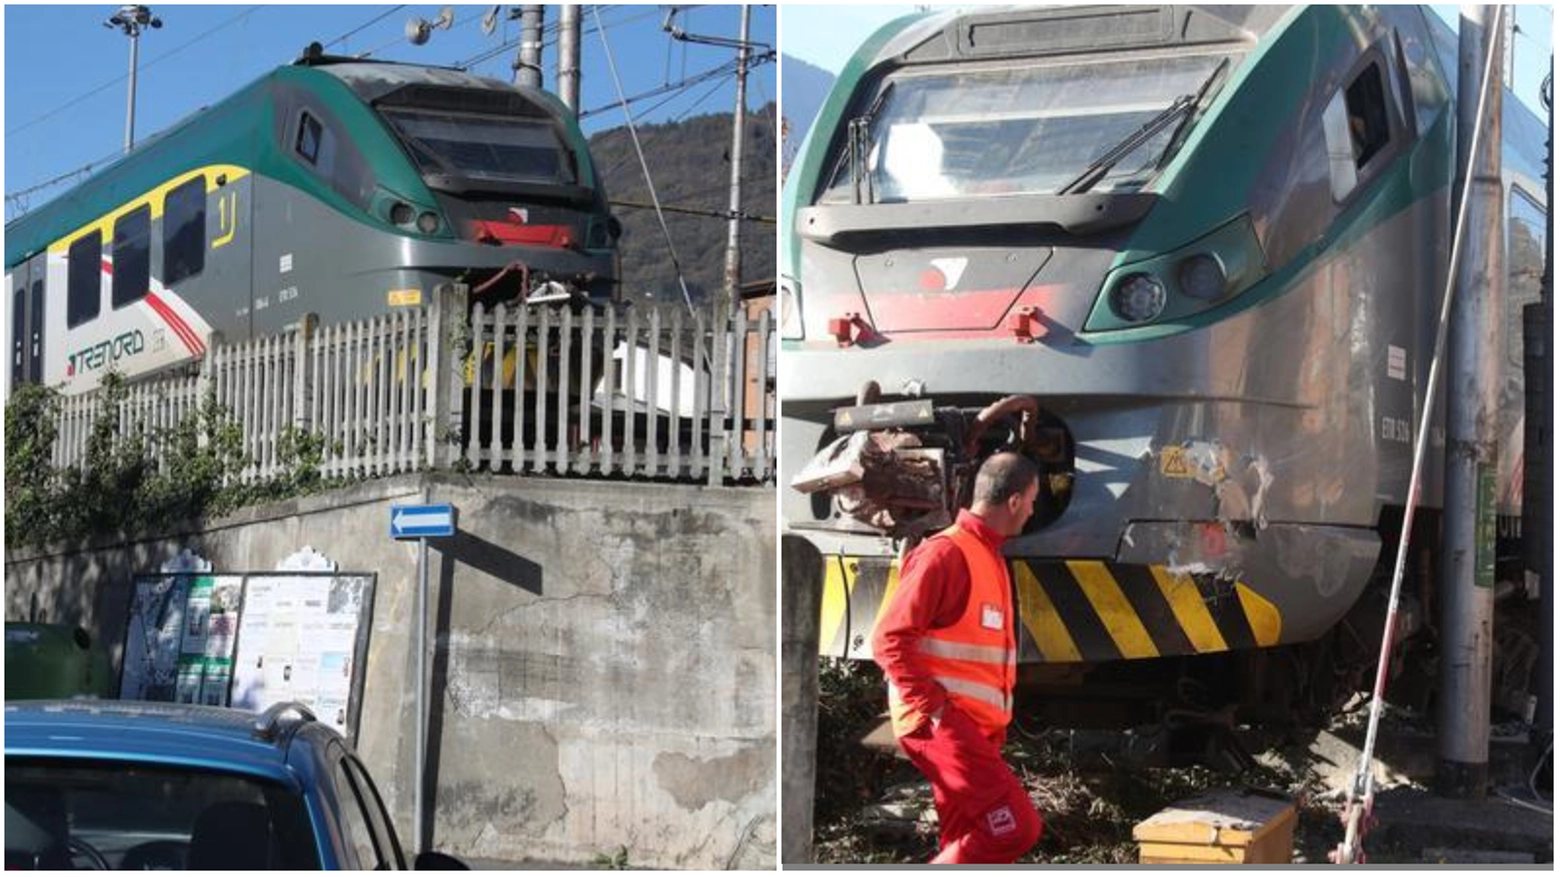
819, 51, 1238, 204
381, 108, 576, 186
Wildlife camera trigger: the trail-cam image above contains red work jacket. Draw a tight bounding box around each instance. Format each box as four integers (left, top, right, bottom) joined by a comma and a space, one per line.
876, 513, 1018, 737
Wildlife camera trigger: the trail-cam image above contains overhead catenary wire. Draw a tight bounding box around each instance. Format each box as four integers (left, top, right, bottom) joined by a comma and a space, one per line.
609, 199, 774, 224
323, 5, 404, 52
450, 5, 657, 77
5, 5, 264, 139
6, 145, 122, 200
580, 56, 745, 120
1335, 5, 1507, 864
590, 4, 695, 314
597, 75, 736, 182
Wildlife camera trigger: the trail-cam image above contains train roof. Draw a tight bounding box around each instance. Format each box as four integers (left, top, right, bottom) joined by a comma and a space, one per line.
848, 5, 1293, 72
4, 59, 589, 270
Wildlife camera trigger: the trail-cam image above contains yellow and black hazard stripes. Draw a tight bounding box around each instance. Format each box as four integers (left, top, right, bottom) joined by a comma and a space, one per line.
1012, 560, 1280, 662
1148, 566, 1230, 653
815, 554, 1283, 663
818, 555, 899, 658
1012, 562, 1081, 662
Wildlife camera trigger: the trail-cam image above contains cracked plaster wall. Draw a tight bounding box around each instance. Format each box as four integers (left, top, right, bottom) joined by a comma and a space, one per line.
4, 472, 776, 869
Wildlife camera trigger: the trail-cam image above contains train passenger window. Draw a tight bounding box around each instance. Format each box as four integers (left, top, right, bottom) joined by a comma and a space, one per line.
112, 205, 151, 308
1344, 62, 1390, 167
28, 280, 42, 383
163, 178, 206, 286
67, 231, 102, 329
11, 285, 24, 387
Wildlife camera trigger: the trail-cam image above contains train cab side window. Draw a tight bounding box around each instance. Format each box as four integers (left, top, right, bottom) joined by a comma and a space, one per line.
293, 109, 360, 205
296, 111, 340, 177
1344, 63, 1390, 167
112, 205, 151, 308
67, 231, 103, 329
297, 112, 323, 164
163, 178, 206, 286
1323, 58, 1393, 202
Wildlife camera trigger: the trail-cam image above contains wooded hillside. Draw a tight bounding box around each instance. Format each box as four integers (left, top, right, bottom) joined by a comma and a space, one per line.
589, 103, 778, 304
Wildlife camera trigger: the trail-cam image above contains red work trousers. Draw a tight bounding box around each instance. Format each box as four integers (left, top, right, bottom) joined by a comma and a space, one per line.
897, 705, 1043, 864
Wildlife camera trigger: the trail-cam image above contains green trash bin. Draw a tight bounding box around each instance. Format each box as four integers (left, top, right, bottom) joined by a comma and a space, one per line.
5, 623, 113, 700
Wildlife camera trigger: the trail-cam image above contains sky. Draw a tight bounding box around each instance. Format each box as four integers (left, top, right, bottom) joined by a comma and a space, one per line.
782, 3, 1555, 120
3, 4, 777, 221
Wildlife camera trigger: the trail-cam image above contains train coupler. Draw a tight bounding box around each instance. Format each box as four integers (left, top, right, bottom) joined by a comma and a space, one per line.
790, 386, 1074, 541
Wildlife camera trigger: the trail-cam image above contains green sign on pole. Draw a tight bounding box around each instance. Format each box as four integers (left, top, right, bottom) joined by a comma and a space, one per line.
1474, 463, 1496, 589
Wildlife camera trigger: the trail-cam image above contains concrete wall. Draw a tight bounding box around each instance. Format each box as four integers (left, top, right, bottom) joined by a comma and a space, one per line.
5, 473, 776, 869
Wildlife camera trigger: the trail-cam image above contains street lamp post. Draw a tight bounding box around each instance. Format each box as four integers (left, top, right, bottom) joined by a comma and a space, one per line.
105, 4, 161, 154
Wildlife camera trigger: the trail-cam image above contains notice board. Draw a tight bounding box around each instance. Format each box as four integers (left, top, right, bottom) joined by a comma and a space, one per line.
122, 574, 244, 705
229, 572, 376, 740
121, 563, 375, 741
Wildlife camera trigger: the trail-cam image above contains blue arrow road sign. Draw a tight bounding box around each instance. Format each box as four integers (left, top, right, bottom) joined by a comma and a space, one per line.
390, 503, 456, 540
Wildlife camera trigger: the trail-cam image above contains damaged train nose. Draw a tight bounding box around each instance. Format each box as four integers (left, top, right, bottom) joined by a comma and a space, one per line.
791, 387, 1075, 542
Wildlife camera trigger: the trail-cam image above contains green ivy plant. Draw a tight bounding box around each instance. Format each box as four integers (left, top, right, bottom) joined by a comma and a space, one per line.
4, 375, 342, 550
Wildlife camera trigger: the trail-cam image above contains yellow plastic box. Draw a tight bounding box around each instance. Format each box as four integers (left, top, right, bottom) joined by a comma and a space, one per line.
1133, 788, 1297, 865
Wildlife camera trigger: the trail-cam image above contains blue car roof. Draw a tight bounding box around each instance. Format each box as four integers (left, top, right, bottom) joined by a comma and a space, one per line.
4, 700, 307, 788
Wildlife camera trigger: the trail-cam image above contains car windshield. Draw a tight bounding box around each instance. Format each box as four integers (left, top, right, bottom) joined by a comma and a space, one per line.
5, 759, 321, 870
381, 108, 576, 185
819, 51, 1239, 203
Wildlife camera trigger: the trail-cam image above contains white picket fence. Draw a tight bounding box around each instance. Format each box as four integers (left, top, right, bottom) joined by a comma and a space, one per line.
48, 286, 776, 486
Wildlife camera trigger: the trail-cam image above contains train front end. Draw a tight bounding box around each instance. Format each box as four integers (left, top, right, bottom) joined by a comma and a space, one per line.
291, 55, 620, 316
279, 55, 623, 403
782, 4, 1450, 703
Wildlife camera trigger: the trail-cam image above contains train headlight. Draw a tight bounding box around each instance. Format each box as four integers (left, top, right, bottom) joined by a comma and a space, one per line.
1109, 273, 1165, 323
389, 202, 415, 226
1177, 253, 1226, 300
1085, 214, 1268, 337
416, 212, 441, 235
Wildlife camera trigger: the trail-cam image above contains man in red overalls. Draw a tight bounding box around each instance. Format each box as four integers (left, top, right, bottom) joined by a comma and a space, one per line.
872, 452, 1044, 864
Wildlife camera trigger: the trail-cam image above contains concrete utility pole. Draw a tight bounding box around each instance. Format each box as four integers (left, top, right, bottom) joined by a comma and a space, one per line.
780, 536, 825, 865
514, 5, 545, 89
721, 5, 753, 311
1438, 3, 1504, 800
106, 4, 161, 154
558, 5, 581, 114
1534, 66, 1554, 735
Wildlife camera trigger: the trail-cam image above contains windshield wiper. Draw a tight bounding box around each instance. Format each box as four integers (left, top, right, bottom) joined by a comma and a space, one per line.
1058, 57, 1231, 196
1056, 95, 1195, 196
847, 82, 895, 205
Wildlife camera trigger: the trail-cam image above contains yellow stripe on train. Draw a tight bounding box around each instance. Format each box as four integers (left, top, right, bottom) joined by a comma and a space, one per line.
48, 165, 253, 255
816, 556, 1282, 662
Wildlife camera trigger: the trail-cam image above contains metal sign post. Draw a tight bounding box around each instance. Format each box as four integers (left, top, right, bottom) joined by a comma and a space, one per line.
390, 502, 456, 853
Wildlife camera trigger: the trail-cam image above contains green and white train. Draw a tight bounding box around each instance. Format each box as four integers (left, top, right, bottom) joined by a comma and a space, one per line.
6, 47, 620, 396
782, 5, 1548, 718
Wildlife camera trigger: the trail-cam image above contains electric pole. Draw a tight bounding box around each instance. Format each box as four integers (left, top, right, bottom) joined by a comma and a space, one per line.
105, 4, 161, 154
1439, 3, 1505, 800
514, 5, 544, 89
558, 5, 581, 114
722, 5, 752, 312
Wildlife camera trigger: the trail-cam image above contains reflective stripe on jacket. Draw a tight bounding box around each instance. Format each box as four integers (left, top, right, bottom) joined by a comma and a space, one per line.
888, 523, 1017, 737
